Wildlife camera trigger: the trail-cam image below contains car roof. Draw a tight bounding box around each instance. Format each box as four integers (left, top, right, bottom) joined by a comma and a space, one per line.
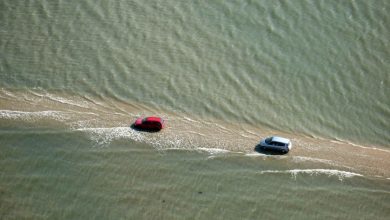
271, 136, 290, 144
144, 117, 163, 122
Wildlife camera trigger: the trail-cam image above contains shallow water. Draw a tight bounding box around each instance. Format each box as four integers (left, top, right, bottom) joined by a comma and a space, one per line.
1, 128, 389, 219
1, 0, 389, 219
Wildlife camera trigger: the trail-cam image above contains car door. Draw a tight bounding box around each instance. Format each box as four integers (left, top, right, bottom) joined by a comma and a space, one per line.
143, 120, 151, 129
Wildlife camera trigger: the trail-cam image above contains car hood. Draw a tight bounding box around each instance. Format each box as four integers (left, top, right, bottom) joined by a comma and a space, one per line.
134, 118, 143, 125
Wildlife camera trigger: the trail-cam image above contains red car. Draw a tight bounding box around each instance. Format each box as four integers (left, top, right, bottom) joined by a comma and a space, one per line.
133, 116, 165, 131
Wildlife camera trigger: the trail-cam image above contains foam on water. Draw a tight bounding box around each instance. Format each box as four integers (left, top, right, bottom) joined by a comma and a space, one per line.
75, 125, 207, 150
26, 90, 89, 108
183, 116, 200, 123
197, 147, 231, 155
76, 127, 146, 147
162, 147, 234, 160
292, 156, 335, 165
259, 169, 363, 181
244, 152, 268, 157
0, 110, 69, 121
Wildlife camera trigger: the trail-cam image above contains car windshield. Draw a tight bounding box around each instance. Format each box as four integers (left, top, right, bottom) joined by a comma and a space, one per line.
265, 137, 272, 144
142, 117, 161, 124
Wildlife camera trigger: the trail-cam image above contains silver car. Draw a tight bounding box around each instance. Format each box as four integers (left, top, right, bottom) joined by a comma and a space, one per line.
258, 136, 292, 154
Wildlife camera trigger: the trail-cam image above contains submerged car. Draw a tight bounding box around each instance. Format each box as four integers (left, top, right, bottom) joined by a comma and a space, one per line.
258, 136, 292, 154
133, 116, 165, 131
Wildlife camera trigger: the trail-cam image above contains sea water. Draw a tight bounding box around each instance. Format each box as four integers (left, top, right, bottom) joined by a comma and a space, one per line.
0, 1, 389, 219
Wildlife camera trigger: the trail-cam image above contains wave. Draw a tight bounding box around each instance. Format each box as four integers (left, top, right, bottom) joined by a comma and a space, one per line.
259, 169, 363, 181
162, 147, 233, 158
290, 156, 358, 170
244, 152, 288, 160
331, 140, 390, 153
183, 116, 201, 123
29, 90, 92, 109
0, 110, 69, 121
292, 156, 335, 165
197, 147, 231, 155
245, 152, 267, 157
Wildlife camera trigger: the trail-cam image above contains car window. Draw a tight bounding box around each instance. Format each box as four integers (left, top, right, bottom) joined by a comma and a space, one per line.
270, 142, 282, 146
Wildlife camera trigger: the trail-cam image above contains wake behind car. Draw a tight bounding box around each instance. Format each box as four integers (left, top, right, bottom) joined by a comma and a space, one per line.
133, 116, 164, 131
258, 136, 292, 154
